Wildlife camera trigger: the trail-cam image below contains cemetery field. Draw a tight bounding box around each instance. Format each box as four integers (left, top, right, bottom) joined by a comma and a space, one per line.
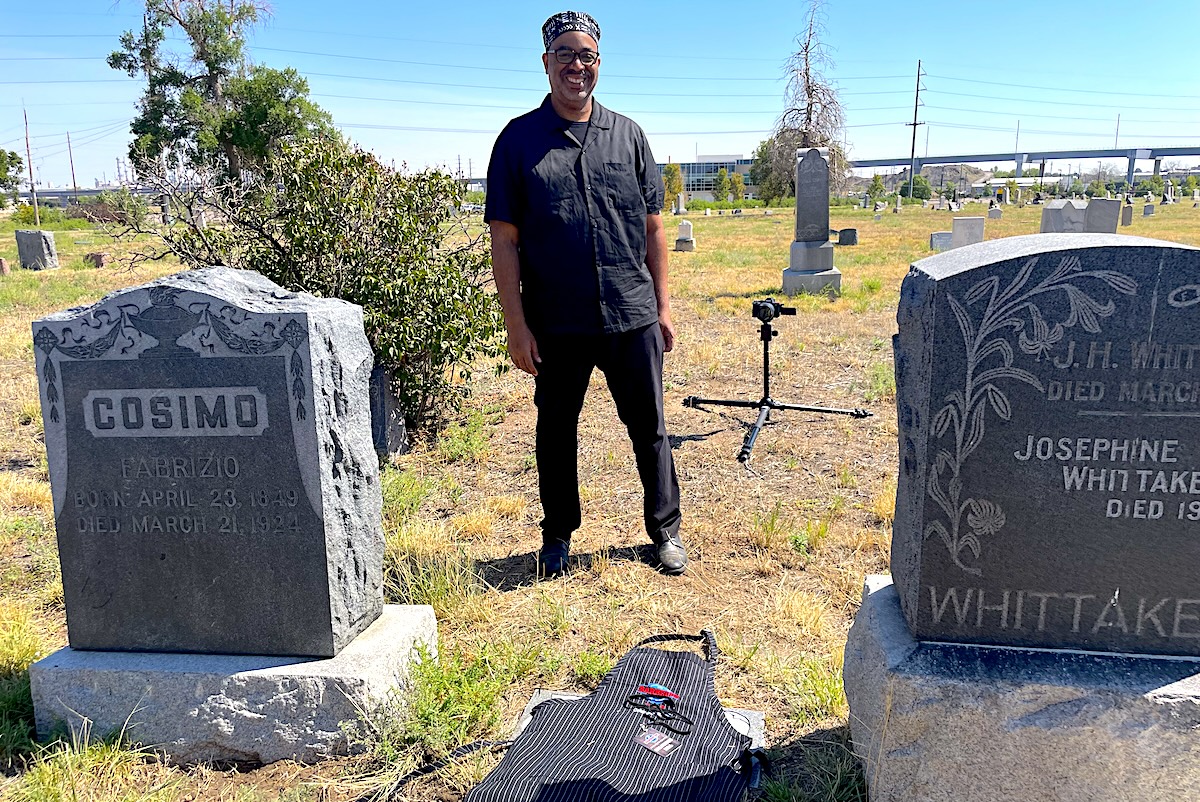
2, 203, 1200, 801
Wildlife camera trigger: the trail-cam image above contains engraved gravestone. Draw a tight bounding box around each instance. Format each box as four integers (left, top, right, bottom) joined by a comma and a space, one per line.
893, 234, 1200, 656
32, 267, 383, 657
782, 148, 840, 295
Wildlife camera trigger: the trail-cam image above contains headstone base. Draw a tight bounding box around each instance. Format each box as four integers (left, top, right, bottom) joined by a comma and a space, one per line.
674, 238, 695, 252
844, 576, 1200, 802
781, 267, 841, 297
788, 239, 834, 272
31, 604, 436, 765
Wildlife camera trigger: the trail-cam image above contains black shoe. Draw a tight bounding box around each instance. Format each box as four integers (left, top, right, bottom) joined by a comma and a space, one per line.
538, 540, 570, 578
656, 535, 688, 575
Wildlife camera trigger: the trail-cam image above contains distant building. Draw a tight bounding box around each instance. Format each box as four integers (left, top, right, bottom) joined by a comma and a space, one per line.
659, 155, 756, 201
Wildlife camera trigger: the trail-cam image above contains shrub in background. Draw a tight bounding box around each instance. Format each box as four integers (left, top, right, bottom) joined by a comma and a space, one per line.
125, 136, 504, 430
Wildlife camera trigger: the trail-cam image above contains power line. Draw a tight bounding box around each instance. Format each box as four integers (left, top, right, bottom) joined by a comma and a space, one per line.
926, 73, 1200, 101
925, 88, 1200, 113
254, 46, 784, 82
924, 104, 1200, 126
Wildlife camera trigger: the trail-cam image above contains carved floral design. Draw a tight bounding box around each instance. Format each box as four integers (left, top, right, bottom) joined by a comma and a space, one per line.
37, 287, 312, 423
926, 255, 1137, 575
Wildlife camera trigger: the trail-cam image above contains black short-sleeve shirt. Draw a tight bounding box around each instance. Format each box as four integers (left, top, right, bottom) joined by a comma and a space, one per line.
485, 96, 665, 336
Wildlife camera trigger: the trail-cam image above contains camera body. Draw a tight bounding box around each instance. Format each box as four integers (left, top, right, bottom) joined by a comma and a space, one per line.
751, 298, 796, 323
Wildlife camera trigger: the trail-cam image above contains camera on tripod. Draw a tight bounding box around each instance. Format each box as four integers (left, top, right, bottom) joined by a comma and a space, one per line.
683, 297, 871, 463
751, 298, 796, 323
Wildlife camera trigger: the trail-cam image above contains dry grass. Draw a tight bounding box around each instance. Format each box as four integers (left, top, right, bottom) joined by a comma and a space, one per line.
2, 204, 1200, 799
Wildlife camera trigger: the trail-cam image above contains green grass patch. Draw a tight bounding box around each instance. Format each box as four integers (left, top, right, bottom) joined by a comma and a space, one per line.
0, 602, 46, 771
363, 639, 561, 762
436, 409, 492, 463
380, 468, 434, 528
785, 657, 848, 726
570, 650, 612, 687
862, 359, 896, 402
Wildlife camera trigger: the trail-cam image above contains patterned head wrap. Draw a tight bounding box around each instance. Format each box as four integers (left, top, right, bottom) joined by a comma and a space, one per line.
541, 11, 601, 50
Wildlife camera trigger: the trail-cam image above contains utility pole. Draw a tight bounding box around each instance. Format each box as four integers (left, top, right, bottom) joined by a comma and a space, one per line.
23, 108, 39, 226
67, 132, 79, 203
905, 59, 924, 202
1114, 114, 1121, 148
1014, 120, 1020, 153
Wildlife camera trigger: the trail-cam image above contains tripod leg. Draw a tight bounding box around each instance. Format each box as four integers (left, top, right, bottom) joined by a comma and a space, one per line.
738, 405, 772, 463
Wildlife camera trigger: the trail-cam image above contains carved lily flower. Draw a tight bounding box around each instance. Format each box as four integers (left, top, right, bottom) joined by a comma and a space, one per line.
966, 499, 1005, 537
1018, 306, 1062, 361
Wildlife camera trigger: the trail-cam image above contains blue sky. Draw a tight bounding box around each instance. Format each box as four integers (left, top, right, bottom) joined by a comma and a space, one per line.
3, 0, 1199, 187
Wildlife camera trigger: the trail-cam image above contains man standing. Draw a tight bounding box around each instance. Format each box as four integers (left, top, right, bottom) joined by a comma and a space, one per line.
485, 11, 685, 577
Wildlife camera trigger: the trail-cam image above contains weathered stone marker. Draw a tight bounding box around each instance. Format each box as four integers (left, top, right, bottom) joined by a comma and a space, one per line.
837, 228, 858, 246
929, 231, 952, 251
844, 234, 1200, 802
15, 229, 59, 270
1040, 198, 1088, 233
987, 207, 1002, 220
29, 267, 435, 764
1084, 198, 1121, 233
950, 216, 984, 249
1145, 204, 1156, 217
674, 219, 695, 252
32, 267, 383, 657
1122, 204, 1134, 226
782, 148, 840, 296
892, 234, 1200, 656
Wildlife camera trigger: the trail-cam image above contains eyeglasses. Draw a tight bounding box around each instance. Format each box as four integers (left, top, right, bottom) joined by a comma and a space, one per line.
548, 47, 599, 65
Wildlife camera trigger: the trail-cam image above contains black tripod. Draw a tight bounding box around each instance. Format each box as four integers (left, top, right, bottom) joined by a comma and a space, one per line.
682, 299, 872, 463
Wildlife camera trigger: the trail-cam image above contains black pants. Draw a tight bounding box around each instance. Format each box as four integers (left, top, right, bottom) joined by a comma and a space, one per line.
534, 323, 681, 546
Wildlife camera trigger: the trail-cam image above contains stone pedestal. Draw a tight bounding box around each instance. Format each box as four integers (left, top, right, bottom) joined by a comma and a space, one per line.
783, 241, 840, 295
844, 576, 1200, 802
31, 604, 436, 765
674, 238, 695, 252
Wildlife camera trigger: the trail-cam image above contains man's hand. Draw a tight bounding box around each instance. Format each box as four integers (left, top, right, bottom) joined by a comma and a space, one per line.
658, 309, 675, 353
507, 321, 541, 376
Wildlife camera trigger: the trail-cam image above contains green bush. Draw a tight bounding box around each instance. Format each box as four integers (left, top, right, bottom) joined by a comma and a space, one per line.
11, 204, 63, 226
150, 136, 505, 429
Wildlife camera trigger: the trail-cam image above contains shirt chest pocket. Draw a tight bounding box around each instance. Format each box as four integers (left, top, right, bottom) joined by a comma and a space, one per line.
602, 161, 643, 211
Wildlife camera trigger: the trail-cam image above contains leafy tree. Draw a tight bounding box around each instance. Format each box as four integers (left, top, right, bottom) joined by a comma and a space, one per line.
109, 0, 332, 177
112, 136, 504, 429
0, 149, 22, 208
729, 172, 745, 202
1069, 179, 1086, 195
866, 174, 885, 200
1184, 175, 1199, 195
712, 167, 730, 202
898, 174, 932, 200
750, 137, 789, 204
661, 163, 683, 210
1086, 180, 1107, 197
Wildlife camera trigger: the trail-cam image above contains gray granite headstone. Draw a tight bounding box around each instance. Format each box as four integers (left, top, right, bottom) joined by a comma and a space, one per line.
950, 216, 984, 249
987, 207, 1002, 220
1084, 199, 1120, 234
1145, 204, 1156, 217
783, 148, 840, 295
929, 231, 952, 251
1121, 205, 1134, 227
32, 267, 383, 657
16, 229, 59, 270
893, 234, 1200, 656
837, 228, 858, 246
1040, 199, 1088, 233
